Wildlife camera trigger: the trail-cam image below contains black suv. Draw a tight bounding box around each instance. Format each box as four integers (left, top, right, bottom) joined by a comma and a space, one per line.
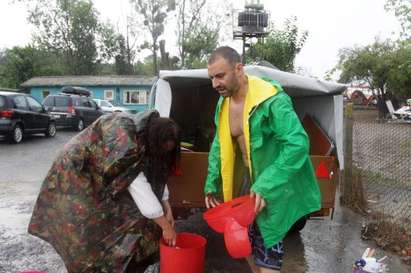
43, 86, 104, 131
0, 91, 56, 143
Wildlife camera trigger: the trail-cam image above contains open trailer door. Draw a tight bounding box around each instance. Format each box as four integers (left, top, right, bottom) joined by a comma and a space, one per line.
168, 151, 209, 209
156, 76, 220, 210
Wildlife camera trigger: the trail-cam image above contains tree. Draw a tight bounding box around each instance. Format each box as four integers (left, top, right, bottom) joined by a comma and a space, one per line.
159, 40, 179, 70
0, 50, 6, 66
385, 0, 411, 38
20, 0, 115, 75
336, 40, 393, 98
98, 22, 122, 65
27, 0, 98, 74
114, 34, 134, 75
0, 46, 64, 89
247, 17, 308, 72
183, 25, 218, 68
176, 0, 206, 67
130, 0, 170, 75
335, 38, 411, 116
175, 0, 224, 68
0, 47, 35, 89
337, 40, 394, 97
386, 40, 411, 98
134, 56, 156, 76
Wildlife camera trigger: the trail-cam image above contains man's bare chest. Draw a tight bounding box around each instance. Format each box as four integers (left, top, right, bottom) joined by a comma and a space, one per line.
229, 101, 244, 138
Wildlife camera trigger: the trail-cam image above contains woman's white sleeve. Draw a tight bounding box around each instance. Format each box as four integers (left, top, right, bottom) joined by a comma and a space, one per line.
162, 184, 169, 201
128, 172, 164, 219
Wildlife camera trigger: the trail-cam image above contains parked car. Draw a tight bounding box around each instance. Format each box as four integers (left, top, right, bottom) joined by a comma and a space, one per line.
393, 105, 411, 121
93, 99, 131, 114
0, 91, 56, 143
43, 86, 104, 131
149, 65, 346, 231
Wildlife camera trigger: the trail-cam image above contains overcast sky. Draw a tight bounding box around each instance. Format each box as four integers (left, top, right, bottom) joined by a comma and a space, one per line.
0, 0, 402, 79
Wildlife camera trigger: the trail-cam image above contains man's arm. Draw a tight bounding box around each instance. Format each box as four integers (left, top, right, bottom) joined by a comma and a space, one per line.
204, 134, 222, 207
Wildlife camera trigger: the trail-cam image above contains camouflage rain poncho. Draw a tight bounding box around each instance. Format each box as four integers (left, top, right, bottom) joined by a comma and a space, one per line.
28, 110, 162, 273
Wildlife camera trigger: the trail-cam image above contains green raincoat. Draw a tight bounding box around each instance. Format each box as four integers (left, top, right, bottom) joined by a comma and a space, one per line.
29, 110, 162, 273
204, 76, 321, 248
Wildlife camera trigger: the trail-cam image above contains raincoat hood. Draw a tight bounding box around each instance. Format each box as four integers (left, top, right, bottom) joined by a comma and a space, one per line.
133, 109, 160, 135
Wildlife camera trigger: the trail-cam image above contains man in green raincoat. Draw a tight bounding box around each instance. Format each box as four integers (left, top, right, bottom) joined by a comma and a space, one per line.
204, 46, 321, 272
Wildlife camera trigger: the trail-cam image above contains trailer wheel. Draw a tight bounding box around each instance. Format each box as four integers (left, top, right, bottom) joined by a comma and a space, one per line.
288, 215, 308, 234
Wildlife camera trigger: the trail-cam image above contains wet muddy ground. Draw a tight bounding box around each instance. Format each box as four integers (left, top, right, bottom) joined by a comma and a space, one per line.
0, 130, 410, 273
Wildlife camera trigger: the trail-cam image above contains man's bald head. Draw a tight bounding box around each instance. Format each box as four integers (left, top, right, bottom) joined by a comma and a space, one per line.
208, 46, 241, 68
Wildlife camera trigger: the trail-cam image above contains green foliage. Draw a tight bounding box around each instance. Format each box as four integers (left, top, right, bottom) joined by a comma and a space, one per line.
333, 1, 411, 99
134, 58, 155, 76
98, 22, 121, 63
114, 35, 134, 75
183, 25, 218, 68
337, 40, 394, 92
246, 17, 308, 72
386, 40, 411, 98
25, 0, 111, 75
131, 0, 169, 75
335, 39, 411, 99
0, 46, 64, 89
175, 0, 222, 68
385, 0, 411, 38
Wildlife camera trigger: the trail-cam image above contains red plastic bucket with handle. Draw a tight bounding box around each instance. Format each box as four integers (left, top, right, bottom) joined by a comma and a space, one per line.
203, 195, 255, 233
160, 232, 207, 273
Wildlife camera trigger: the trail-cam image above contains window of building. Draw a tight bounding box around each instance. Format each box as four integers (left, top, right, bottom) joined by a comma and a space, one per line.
104, 90, 114, 101
42, 90, 50, 99
123, 90, 148, 105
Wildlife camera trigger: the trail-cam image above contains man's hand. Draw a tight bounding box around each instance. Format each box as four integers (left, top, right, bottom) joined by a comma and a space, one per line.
205, 192, 221, 209
250, 191, 266, 214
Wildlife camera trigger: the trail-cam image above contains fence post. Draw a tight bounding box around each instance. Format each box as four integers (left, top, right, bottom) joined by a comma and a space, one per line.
341, 103, 366, 211
341, 103, 353, 205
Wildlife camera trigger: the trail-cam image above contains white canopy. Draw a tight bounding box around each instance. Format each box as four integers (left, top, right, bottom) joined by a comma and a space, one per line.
159, 65, 346, 97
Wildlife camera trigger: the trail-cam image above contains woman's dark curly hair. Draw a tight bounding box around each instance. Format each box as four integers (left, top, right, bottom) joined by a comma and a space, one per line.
143, 117, 181, 199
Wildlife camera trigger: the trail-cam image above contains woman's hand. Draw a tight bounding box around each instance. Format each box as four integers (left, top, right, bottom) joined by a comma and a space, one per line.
162, 200, 175, 228
162, 225, 177, 247
153, 215, 177, 246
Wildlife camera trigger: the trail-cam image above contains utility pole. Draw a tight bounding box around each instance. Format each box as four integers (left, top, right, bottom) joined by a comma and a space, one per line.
233, 0, 269, 63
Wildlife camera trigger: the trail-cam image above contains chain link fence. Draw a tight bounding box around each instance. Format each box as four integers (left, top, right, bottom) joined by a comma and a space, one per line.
341, 105, 411, 263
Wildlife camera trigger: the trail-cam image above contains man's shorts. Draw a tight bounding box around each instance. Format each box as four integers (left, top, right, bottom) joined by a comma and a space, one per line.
248, 224, 284, 270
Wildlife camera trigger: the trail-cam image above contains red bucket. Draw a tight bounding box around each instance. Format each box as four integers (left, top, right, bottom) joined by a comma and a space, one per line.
224, 218, 252, 258
160, 232, 207, 273
203, 195, 255, 233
